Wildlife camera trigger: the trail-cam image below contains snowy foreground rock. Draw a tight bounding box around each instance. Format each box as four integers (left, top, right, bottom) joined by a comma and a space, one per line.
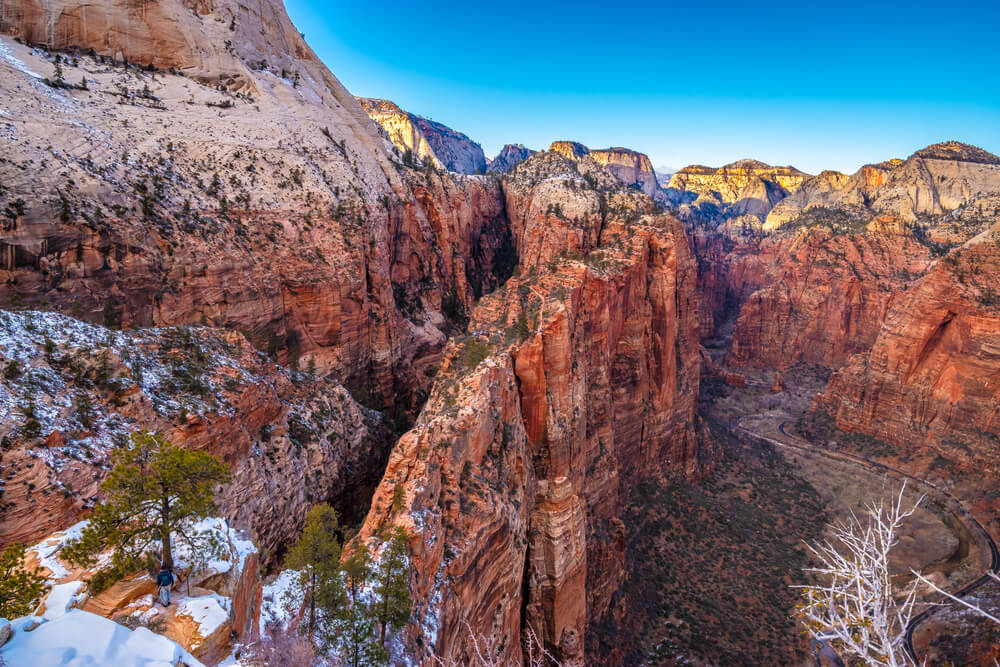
1, 610, 204, 667
4, 517, 265, 665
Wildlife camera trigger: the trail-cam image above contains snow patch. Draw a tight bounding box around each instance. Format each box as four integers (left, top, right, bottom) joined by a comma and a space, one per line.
42, 580, 85, 620
28, 519, 89, 580
180, 593, 231, 639
0, 609, 205, 667
259, 569, 302, 633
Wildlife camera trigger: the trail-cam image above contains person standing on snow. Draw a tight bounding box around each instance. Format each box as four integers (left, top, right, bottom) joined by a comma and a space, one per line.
156, 563, 176, 606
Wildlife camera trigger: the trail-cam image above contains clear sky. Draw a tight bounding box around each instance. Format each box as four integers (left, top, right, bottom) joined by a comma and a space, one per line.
285, 0, 1000, 174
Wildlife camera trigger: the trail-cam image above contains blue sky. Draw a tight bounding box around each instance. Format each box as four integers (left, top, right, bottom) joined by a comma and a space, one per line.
285, 1, 1000, 174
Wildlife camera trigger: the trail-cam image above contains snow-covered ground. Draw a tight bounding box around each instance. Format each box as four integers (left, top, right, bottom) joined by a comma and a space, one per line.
1, 610, 204, 667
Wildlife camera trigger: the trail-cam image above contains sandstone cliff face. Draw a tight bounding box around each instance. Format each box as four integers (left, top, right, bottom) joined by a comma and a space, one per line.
358, 97, 487, 174
764, 143, 1000, 238
546, 141, 661, 198
0, 0, 353, 99
0, 310, 392, 558
726, 223, 933, 370
486, 143, 535, 174
589, 147, 660, 197
356, 155, 701, 664
690, 143, 1000, 360
0, 36, 514, 413
818, 225, 1000, 473
667, 160, 810, 232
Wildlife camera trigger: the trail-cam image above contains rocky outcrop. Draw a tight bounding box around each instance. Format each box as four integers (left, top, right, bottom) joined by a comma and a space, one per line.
764, 143, 1000, 238
546, 141, 661, 197
726, 222, 933, 369
0, 310, 392, 557
356, 154, 701, 664
667, 160, 810, 232
817, 225, 1000, 473
589, 148, 660, 197
486, 144, 535, 174
0, 0, 356, 98
358, 98, 487, 174
0, 35, 515, 414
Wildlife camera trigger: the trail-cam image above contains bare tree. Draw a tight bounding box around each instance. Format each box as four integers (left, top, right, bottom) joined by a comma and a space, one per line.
911, 570, 1000, 624
432, 623, 562, 667
793, 483, 922, 667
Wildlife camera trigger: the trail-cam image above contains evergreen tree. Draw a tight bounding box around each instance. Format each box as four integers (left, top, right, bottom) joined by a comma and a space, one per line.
372, 527, 411, 646
337, 543, 382, 666
517, 310, 530, 341
62, 430, 230, 590
0, 543, 46, 618
285, 503, 344, 640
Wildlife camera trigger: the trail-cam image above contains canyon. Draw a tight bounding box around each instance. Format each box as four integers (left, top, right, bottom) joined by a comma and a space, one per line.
1, 0, 999, 664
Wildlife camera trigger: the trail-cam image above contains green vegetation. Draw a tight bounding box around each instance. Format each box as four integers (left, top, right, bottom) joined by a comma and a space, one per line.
0, 543, 47, 618
63, 430, 230, 591
286, 504, 344, 640
285, 509, 411, 664
604, 418, 827, 665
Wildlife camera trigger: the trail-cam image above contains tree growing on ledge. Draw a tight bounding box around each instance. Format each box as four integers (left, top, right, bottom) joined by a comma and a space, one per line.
0, 543, 47, 618
63, 430, 230, 591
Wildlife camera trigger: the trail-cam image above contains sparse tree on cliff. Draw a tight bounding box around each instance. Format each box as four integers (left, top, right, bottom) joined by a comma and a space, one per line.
372, 527, 411, 646
335, 543, 382, 666
285, 503, 345, 641
0, 543, 47, 618
63, 430, 230, 591
793, 484, 921, 666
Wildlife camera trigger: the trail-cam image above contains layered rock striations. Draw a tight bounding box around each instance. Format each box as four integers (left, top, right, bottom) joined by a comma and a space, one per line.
0, 310, 391, 557
690, 143, 1000, 365
726, 221, 933, 370
486, 143, 535, 174
358, 97, 488, 174
0, 34, 514, 414
667, 160, 810, 235
547, 141, 661, 198
817, 225, 1000, 473
764, 142, 1000, 237
356, 153, 701, 664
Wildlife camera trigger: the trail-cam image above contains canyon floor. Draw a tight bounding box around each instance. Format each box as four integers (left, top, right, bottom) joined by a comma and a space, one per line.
627, 318, 996, 665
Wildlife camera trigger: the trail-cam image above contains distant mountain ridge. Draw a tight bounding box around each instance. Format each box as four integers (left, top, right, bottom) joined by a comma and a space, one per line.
357, 97, 487, 174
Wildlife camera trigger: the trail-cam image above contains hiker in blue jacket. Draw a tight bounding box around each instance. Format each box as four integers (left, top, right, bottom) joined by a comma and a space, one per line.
156, 563, 176, 607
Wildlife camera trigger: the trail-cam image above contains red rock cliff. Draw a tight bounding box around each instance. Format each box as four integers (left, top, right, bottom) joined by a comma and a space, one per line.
356, 156, 701, 664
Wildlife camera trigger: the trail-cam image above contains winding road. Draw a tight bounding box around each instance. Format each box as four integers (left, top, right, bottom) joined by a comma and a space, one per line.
734, 417, 1000, 664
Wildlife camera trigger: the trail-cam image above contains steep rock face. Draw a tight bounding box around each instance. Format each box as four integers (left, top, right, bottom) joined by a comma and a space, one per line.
764, 143, 1000, 237
546, 141, 661, 197
0, 36, 511, 412
818, 226, 1000, 472
667, 160, 810, 232
726, 222, 933, 369
0, 0, 354, 97
358, 97, 487, 174
486, 143, 535, 174
357, 157, 701, 664
0, 310, 392, 558
589, 147, 660, 197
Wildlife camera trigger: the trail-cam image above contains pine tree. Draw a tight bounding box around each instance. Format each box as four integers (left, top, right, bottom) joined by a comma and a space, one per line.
517, 310, 530, 341
372, 527, 411, 647
285, 504, 344, 640
0, 543, 46, 618
337, 543, 382, 666
62, 430, 230, 590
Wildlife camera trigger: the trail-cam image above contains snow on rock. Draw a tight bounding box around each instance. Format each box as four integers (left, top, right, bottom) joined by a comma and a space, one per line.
28, 520, 89, 580
0, 609, 204, 667
42, 580, 86, 620
179, 594, 231, 640
259, 569, 302, 633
